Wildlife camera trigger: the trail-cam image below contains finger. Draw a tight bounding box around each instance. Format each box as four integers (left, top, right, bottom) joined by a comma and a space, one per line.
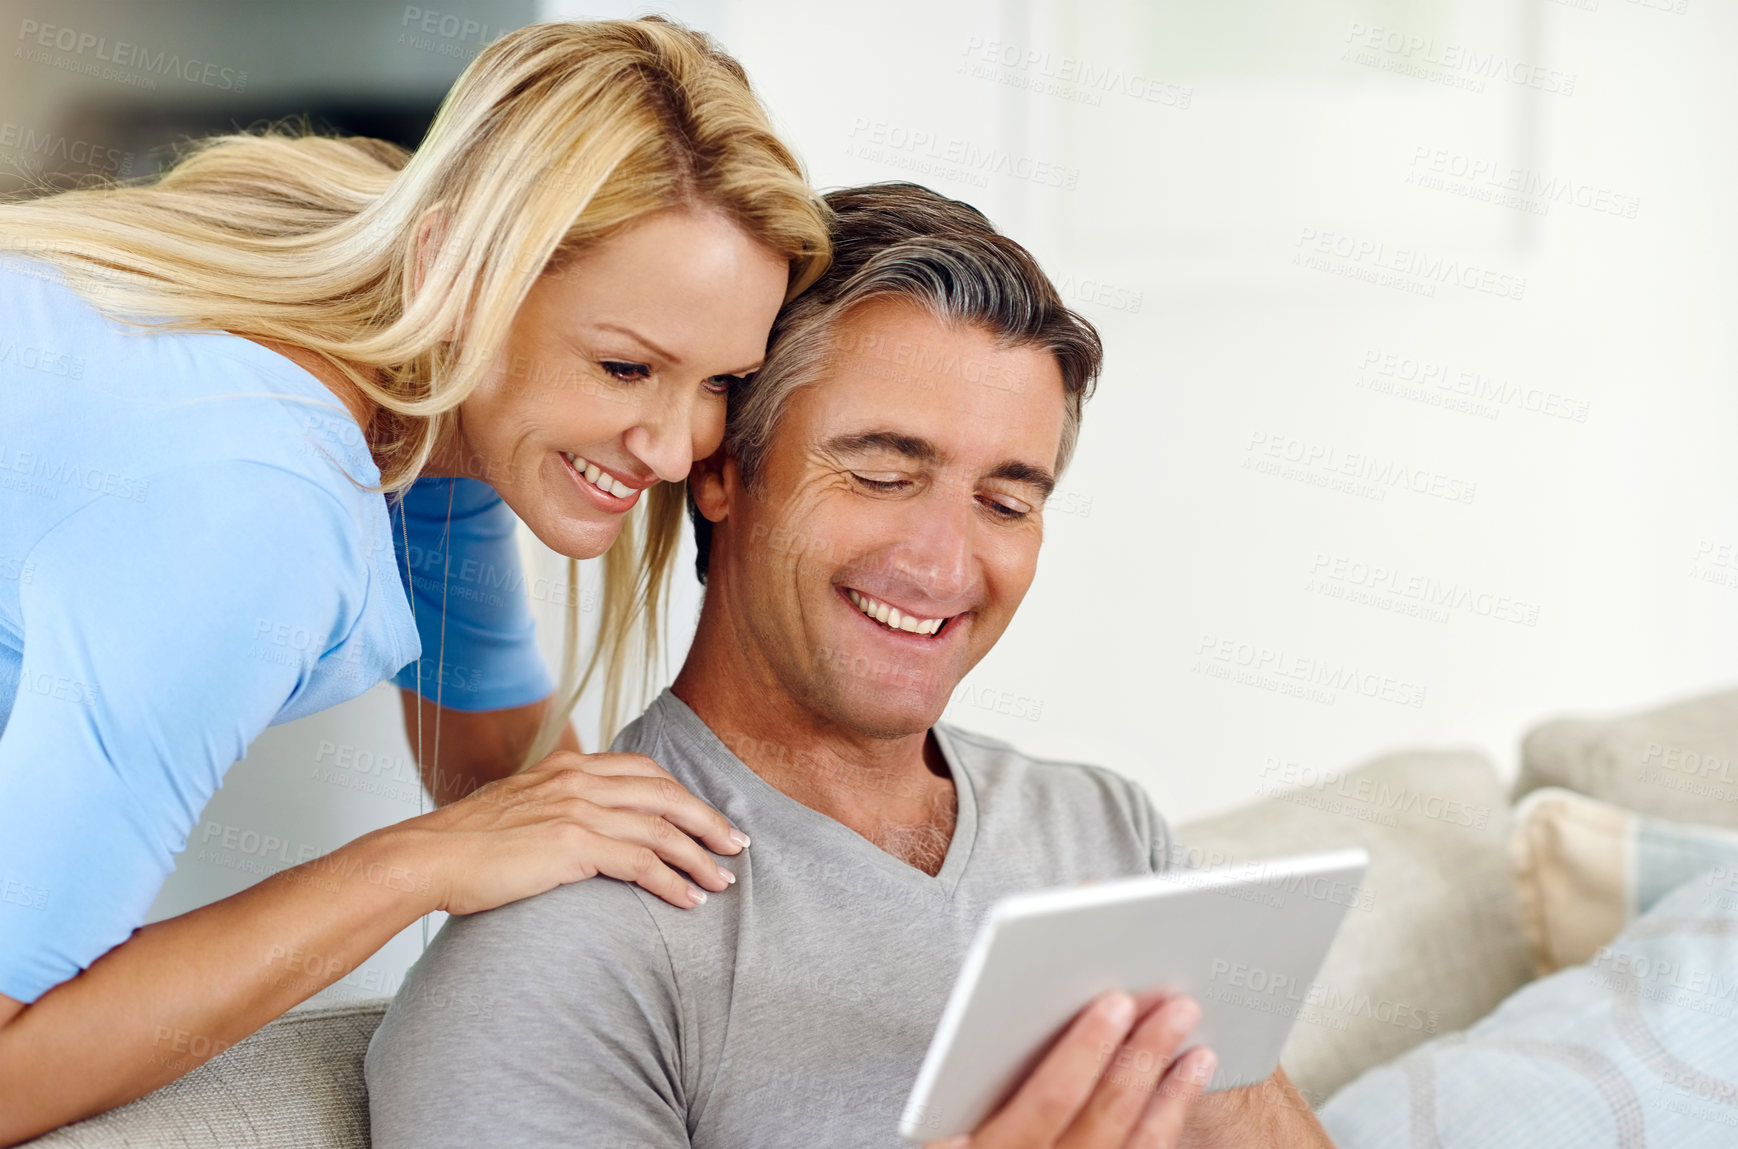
1128, 987, 1174, 1015
1058, 996, 1200, 1149
515, 747, 605, 777
567, 771, 749, 857
1126, 1047, 1215, 1149
527, 754, 750, 854
516, 751, 674, 791
973, 991, 1137, 1147
582, 834, 712, 910
568, 803, 736, 892
547, 750, 674, 780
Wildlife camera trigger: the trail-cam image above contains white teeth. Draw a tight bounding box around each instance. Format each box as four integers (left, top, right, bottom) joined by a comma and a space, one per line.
847, 589, 947, 636
565, 452, 634, 500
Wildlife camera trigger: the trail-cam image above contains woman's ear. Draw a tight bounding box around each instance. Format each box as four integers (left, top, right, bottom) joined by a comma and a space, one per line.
411, 207, 468, 346
412, 207, 447, 297
690, 445, 733, 523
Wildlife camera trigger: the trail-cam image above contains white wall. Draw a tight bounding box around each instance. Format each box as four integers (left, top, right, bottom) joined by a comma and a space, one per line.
535, 0, 1738, 811
151, 0, 1738, 1003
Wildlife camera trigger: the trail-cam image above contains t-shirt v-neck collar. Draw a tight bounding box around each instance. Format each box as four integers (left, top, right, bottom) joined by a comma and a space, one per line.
649, 689, 980, 899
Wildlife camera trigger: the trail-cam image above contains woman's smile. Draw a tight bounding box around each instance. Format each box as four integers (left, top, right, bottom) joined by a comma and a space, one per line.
559, 449, 648, 512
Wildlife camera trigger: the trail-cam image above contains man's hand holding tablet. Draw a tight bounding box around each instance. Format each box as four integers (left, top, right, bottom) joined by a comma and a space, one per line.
920, 988, 1219, 1149
907, 849, 1365, 1148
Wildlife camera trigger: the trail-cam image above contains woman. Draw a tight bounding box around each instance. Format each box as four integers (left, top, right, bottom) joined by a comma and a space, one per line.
0, 17, 829, 1144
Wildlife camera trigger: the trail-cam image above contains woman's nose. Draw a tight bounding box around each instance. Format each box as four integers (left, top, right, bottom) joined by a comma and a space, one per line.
623, 391, 707, 483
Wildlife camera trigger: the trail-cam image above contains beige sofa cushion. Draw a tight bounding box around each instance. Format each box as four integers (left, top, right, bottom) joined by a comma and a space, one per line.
1507, 788, 1629, 975
1517, 686, 1738, 825
1176, 749, 1532, 1104
20, 1000, 385, 1148
1510, 785, 1738, 975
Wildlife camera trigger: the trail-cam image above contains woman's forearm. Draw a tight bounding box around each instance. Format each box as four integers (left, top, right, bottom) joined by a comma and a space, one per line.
0, 825, 439, 1147
0, 703, 714, 1147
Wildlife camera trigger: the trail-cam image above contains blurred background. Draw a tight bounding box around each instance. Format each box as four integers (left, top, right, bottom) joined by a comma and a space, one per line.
5, 0, 1733, 1003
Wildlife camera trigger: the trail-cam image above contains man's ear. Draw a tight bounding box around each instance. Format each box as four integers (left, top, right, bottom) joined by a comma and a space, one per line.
690, 444, 734, 523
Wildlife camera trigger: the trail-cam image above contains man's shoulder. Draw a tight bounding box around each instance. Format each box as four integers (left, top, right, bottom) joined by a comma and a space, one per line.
938, 723, 1172, 870
429, 865, 670, 973
367, 862, 690, 1147
611, 700, 667, 759
937, 722, 1141, 795
607, 691, 750, 811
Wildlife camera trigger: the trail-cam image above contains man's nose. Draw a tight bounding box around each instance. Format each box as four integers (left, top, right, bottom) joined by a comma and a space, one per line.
904, 492, 973, 602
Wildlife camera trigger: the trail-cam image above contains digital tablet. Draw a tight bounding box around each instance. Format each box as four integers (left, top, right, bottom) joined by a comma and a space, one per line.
898, 847, 1371, 1142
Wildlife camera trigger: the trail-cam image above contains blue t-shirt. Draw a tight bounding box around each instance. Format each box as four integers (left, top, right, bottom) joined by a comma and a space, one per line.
387, 477, 556, 710
0, 256, 552, 1004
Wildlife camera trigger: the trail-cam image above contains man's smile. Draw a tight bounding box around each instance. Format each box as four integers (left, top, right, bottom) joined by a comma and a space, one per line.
839, 586, 960, 640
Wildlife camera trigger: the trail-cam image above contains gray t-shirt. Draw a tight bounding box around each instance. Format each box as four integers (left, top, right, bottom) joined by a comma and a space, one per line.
365, 689, 1173, 1149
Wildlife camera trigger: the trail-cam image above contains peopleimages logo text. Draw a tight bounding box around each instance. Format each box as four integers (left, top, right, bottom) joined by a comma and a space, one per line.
16, 20, 249, 91
1295, 227, 1526, 301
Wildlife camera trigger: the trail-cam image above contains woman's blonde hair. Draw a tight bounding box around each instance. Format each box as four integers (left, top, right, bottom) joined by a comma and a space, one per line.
0, 17, 831, 765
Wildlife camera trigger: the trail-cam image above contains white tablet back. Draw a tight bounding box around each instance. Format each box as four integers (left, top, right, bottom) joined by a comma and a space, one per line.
900, 847, 1370, 1141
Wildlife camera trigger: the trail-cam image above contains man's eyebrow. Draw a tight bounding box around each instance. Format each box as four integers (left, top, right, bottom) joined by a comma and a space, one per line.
824, 431, 1057, 497
821, 431, 942, 464
988, 460, 1056, 499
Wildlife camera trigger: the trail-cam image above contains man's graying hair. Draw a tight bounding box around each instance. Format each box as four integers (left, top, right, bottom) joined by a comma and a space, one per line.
691, 181, 1104, 582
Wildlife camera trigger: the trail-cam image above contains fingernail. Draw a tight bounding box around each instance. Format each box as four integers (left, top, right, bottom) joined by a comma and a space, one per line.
729, 829, 751, 848
1193, 1048, 1218, 1082
1101, 991, 1135, 1026
716, 864, 736, 885
1170, 997, 1202, 1032
687, 884, 708, 905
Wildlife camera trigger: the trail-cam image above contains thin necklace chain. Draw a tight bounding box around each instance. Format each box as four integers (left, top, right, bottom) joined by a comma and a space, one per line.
392, 475, 453, 951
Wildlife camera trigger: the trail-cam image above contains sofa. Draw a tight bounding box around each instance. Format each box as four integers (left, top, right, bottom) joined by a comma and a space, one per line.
26, 686, 1738, 1147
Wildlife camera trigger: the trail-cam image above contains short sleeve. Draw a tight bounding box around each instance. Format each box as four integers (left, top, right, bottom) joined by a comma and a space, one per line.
366, 878, 690, 1149
388, 477, 554, 711
1071, 760, 1177, 876
1124, 775, 1175, 875
0, 462, 365, 1003
1149, 793, 1175, 874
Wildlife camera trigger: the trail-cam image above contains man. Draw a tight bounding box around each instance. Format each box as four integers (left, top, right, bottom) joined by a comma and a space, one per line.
366, 183, 1333, 1149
